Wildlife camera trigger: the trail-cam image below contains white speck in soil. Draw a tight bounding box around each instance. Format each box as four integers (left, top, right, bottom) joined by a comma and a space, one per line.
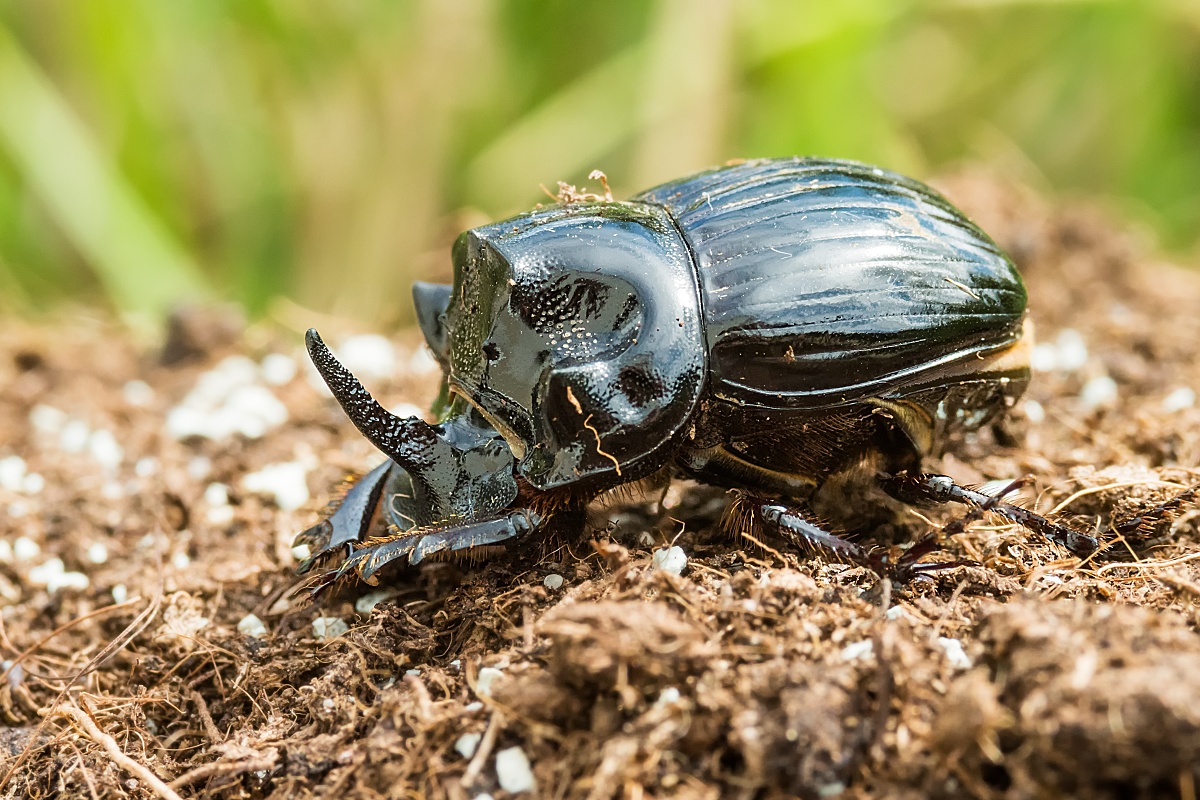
455, 732, 482, 759
1163, 387, 1195, 413
475, 666, 503, 697
312, 617, 349, 640
652, 545, 687, 575
937, 637, 972, 669
13, 537, 39, 561
839, 640, 874, 661
495, 746, 537, 794
238, 613, 268, 638
1080, 375, 1118, 409
260, 353, 297, 386
543, 573, 564, 590
242, 461, 310, 511
122, 380, 155, 407
87, 542, 108, 564
355, 588, 399, 614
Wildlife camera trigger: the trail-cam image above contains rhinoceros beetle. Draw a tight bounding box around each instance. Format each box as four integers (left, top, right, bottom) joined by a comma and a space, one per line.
296, 157, 1194, 591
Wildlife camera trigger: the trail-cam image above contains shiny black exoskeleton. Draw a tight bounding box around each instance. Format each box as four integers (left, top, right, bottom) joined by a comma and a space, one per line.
297, 157, 1153, 590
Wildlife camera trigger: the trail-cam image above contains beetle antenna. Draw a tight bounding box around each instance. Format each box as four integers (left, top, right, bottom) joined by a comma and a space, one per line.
306, 328, 449, 476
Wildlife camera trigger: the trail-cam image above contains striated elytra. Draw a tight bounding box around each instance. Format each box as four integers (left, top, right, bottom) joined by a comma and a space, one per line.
296, 157, 1105, 592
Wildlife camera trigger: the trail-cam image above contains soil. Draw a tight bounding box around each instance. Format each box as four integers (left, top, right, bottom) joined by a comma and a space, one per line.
3, 174, 1200, 800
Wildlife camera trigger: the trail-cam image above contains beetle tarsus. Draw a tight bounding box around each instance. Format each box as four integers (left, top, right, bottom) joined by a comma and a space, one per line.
1112, 483, 1200, 540
880, 472, 1100, 559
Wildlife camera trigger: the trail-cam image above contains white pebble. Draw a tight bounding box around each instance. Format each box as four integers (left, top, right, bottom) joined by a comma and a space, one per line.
495, 746, 536, 794
122, 380, 155, 407
135, 457, 159, 478
204, 483, 230, 506
172, 551, 191, 569
1163, 387, 1195, 413
475, 666, 503, 697
28, 558, 90, 592
1054, 329, 1089, 372
654, 687, 681, 709
13, 537, 39, 561
238, 613, 268, 638
464, 701, 484, 712
312, 616, 349, 639
543, 573, 564, 590
0, 540, 10, 562
405, 668, 422, 676
7, 500, 29, 518
355, 588, 399, 614
651, 545, 687, 575
1079, 375, 1118, 409
1022, 399, 1045, 424
242, 461, 310, 512
338, 335, 396, 380
166, 357, 289, 441
455, 732, 482, 759
29, 404, 67, 435
88, 429, 123, 470
59, 420, 90, 453
291, 543, 312, 561
0, 456, 26, 491
1030, 343, 1059, 373
187, 457, 212, 481
2, 659, 25, 688
839, 639, 874, 661
260, 353, 297, 386
472, 795, 494, 800
87, 542, 109, 564
21, 473, 44, 495
937, 637, 973, 669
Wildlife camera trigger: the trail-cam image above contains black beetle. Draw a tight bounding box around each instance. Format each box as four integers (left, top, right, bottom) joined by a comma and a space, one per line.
296, 157, 1189, 590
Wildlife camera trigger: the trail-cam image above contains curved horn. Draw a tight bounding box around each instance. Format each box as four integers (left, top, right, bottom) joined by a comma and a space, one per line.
306, 329, 447, 475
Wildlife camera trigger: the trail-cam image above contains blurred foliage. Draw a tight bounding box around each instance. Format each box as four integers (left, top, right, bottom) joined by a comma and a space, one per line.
0, 0, 1197, 325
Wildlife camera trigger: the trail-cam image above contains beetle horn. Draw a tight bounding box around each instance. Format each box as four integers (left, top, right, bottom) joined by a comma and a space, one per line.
305, 329, 450, 477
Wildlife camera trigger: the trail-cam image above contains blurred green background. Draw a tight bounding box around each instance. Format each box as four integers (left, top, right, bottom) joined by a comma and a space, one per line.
0, 0, 1197, 327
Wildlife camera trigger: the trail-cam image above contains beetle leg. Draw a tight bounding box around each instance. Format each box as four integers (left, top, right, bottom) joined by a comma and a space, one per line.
879, 472, 1100, 559
306, 508, 544, 594
1111, 483, 1200, 540
751, 500, 870, 564
294, 460, 394, 574
731, 494, 969, 581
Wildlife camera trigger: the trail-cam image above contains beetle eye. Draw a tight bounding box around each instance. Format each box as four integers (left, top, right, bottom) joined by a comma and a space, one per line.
482, 342, 501, 362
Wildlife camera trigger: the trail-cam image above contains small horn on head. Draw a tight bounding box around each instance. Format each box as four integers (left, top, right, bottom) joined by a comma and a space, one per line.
306, 328, 448, 477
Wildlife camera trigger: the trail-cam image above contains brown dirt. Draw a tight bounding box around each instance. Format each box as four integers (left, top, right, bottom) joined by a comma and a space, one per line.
3, 174, 1200, 800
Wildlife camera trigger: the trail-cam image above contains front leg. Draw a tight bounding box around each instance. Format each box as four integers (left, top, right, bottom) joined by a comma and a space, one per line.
305, 508, 544, 596
880, 472, 1100, 559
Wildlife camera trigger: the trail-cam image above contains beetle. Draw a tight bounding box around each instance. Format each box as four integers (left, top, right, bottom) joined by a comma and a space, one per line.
295, 156, 1190, 591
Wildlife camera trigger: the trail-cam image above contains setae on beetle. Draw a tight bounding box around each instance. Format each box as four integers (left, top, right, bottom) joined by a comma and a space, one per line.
296, 157, 1190, 592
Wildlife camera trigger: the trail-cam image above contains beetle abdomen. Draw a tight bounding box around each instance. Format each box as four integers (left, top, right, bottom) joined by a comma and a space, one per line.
638, 158, 1027, 408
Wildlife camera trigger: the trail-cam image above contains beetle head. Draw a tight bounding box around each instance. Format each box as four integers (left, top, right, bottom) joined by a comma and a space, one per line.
442, 202, 706, 490
306, 329, 518, 523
